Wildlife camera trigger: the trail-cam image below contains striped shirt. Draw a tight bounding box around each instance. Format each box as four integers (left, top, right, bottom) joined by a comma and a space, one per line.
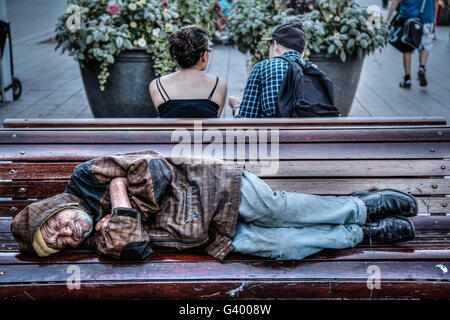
235, 50, 305, 118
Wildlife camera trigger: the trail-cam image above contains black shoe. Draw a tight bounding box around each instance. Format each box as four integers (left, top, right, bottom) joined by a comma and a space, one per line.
399, 76, 412, 89
352, 189, 418, 220
361, 215, 415, 245
418, 66, 428, 87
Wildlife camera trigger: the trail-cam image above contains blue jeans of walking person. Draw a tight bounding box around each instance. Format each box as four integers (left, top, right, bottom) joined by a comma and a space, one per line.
232, 170, 368, 260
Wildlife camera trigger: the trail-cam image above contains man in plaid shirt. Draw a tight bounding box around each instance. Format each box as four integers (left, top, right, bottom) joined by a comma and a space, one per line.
12, 151, 418, 261
229, 23, 307, 117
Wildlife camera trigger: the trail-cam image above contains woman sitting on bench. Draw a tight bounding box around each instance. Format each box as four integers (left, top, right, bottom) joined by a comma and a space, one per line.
149, 26, 227, 118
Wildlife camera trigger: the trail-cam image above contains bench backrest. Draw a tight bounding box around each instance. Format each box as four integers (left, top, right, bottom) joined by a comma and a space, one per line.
3, 117, 447, 129
0, 126, 449, 236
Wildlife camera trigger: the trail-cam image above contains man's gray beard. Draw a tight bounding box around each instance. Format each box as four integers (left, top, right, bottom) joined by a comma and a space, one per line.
74, 209, 94, 242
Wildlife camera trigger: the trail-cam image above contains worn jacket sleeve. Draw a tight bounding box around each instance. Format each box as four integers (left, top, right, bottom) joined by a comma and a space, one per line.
83, 207, 153, 260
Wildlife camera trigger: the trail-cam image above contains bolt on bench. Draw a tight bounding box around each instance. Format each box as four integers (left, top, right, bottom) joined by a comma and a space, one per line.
0, 124, 449, 299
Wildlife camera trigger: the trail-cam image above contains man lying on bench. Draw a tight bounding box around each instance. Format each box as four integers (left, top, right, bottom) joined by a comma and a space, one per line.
11, 150, 417, 261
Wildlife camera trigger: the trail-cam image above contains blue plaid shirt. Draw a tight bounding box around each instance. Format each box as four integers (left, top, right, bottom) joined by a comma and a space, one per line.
234, 51, 305, 118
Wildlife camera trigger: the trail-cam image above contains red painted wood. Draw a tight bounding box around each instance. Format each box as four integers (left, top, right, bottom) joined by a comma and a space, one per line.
4, 117, 446, 128
1, 127, 449, 143
1, 160, 449, 180
0, 142, 448, 161
0, 260, 448, 284
0, 280, 448, 299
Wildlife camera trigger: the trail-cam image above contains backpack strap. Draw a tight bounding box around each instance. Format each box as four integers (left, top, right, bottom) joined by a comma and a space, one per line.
275, 55, 306, 71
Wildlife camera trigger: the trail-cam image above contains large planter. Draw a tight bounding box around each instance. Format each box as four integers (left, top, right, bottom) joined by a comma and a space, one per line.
80, 49, 158, 118
309, 53, 364, 117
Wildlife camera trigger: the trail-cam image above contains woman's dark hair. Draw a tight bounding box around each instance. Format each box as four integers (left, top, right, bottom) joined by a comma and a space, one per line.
168, 26, 209, 69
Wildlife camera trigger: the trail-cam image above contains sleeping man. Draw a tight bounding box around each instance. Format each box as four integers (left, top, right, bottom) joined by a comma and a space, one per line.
11, 150, 417, 261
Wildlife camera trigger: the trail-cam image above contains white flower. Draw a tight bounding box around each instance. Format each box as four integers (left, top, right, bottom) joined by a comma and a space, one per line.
152, 28, 161, 37
133, 40, 138, 46
137, 38, 147, 47
128, 3, 137, 11
165, 22, 173, 33
130, 21, 137, 28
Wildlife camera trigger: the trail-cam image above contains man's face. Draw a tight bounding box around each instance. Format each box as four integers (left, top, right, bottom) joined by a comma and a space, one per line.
40, 208, 93, 250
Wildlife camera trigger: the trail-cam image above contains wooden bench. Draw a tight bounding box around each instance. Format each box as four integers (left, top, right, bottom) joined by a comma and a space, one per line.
3, 116, 447, 129
0, 125, 449, 300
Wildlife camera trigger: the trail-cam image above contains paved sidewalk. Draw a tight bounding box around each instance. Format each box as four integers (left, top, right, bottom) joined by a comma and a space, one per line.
0, 0, 449, 123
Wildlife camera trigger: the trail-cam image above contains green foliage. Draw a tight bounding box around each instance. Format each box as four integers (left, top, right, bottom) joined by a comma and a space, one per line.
55, 0, 216, 90
226, 0, 389, 64
225, 0, 301, 66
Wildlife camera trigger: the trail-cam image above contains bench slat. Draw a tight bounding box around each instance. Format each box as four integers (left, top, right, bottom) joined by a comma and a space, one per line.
2, 230, 447, 243
2, 159, 449, 179
1, 198, 448, 217
1, 211, 449, 229
1, 178, 448, 198
0, 260, 448, 284
0, 244, 449, 263
2, 127, 449, 143
4, 117, 446, 128
0, 280, 449, 299
1, 142, 448, 160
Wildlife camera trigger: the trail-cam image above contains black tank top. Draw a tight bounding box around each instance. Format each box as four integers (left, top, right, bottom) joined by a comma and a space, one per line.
156, 77, 220, 118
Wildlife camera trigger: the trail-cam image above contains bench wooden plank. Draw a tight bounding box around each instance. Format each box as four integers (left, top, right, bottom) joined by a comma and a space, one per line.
2, 127, 449, 143
0, 259, 448, 283
1, 197, 448, 217
2, 159, 449, 179
1, 243, 450, 262
0, 280, 448, 299
4, 117, 446, 128
1, 178, 448, 198
1, 143, 448, 160
1, 214, 449, 232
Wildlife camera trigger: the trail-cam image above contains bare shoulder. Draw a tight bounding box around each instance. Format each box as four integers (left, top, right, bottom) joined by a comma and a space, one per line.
205, 74, 227, 89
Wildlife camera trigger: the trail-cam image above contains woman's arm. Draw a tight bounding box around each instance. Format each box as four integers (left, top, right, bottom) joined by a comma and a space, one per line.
148, 79, 160, 112
216, 79, 228, 117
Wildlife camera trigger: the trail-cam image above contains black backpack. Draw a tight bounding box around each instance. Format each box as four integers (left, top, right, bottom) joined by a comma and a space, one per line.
276, 56, 341, 118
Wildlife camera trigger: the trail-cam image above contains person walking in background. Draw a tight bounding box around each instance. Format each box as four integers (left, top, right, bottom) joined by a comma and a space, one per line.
214, 0, 234, 40
387, 0, 439, 88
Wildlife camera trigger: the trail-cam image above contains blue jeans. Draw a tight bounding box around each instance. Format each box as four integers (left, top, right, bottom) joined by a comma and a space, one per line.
232, 170, 367, 260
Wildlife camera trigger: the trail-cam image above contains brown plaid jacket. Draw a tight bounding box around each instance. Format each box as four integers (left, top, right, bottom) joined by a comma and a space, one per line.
12, 150, 244, 260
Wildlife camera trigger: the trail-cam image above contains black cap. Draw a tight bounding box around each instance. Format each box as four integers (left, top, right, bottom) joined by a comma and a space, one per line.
263, 23, 306, 53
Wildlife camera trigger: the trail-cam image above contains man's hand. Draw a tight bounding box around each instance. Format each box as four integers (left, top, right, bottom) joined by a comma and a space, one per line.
228, 95, 242, 109
95, 214, 112, 233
